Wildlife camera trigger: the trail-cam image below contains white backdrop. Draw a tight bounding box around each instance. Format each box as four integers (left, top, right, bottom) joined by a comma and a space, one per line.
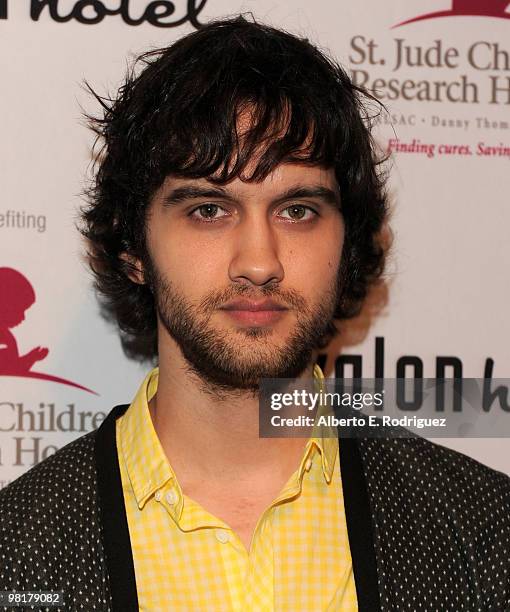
1, 0, 509, 487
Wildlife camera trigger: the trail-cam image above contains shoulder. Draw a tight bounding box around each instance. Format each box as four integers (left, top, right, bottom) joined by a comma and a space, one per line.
360, 436, 510, 550
0, 403, 128, 520
0, 431, 100, 583
0, 429, 98, 519
361, 436, 510, 501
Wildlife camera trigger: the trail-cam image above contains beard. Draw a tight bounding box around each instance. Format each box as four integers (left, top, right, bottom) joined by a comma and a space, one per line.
145, 259, 340, 395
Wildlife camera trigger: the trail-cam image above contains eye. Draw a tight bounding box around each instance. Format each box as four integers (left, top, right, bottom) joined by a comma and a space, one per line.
189, 203, 229, 222
279, 204, 317, 222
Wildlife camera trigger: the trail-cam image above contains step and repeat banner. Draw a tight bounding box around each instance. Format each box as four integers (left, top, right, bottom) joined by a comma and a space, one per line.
1, 0, 509, 486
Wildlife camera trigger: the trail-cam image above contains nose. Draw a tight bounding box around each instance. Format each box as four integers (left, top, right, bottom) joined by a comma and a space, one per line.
228, 214, 284, 287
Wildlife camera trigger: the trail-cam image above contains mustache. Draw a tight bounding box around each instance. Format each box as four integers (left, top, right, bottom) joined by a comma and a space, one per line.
198, 284, 308, 312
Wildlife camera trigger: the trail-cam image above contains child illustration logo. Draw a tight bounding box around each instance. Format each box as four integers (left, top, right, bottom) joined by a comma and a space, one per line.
394, 0, 510, 27
0, 267, 96, 394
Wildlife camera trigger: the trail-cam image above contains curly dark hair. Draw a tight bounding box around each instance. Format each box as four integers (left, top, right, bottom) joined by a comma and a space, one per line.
81, 15, 389, 360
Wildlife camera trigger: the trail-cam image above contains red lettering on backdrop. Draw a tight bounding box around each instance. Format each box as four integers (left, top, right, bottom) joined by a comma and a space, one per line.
393, 0, 510, 28
0, 268, 97, 394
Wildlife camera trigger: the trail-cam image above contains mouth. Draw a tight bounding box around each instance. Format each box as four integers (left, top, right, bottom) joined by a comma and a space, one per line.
219, 299, 289, 326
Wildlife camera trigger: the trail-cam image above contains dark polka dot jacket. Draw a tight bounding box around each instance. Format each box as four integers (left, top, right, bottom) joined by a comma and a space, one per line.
1, 404, 509, 611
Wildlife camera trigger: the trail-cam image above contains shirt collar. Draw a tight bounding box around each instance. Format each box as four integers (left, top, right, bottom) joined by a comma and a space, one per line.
118, 368, 173, 509
119, 364, 337, 510
309, 363, 337, 484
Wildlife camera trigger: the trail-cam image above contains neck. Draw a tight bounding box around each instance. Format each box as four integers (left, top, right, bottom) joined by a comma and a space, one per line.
149, 338, 316, 486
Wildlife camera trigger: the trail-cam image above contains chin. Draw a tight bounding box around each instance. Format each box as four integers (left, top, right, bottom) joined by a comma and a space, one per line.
231, 319, 295, 338
234, 327, 280, 341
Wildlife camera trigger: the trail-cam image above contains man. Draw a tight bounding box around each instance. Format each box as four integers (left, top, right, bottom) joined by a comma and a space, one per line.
1, 16, 509, 612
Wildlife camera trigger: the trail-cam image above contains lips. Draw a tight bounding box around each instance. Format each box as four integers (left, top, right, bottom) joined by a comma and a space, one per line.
219, 299, 288, 325
220, 299, 288, 312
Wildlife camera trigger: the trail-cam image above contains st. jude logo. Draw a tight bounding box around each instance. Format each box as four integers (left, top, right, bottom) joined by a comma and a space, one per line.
0, 267, 96, 394
395, 0, 510, 28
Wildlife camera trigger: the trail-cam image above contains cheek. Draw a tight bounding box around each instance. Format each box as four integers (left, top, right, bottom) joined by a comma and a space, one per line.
283, 221, 344, 290
147, 223, 230, 295
322, 218, 345, 272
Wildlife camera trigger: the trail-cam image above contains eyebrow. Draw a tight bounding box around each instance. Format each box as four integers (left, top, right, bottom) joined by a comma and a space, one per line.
162, 185, 230, 206
275, 186, 341, 209
162, 183, 341, 209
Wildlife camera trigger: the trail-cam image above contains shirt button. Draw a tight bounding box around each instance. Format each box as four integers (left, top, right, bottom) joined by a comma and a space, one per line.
165, 490, 178, 505
154, 490, 162, 502
304, 458, 313, 472
215, 529, 230, 544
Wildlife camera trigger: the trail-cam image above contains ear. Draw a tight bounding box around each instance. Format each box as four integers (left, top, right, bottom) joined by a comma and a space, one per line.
120, 253, 145, 285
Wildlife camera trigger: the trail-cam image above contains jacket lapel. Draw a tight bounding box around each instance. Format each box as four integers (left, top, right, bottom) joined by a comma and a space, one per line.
338, 437, 382, 611
95, 404, 138, 612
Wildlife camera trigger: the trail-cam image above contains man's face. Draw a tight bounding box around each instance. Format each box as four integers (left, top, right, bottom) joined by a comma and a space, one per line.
141, 162, 344, 392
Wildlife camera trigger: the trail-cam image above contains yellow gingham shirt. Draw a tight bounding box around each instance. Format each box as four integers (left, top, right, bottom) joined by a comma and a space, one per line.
117, 366, 358, 611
